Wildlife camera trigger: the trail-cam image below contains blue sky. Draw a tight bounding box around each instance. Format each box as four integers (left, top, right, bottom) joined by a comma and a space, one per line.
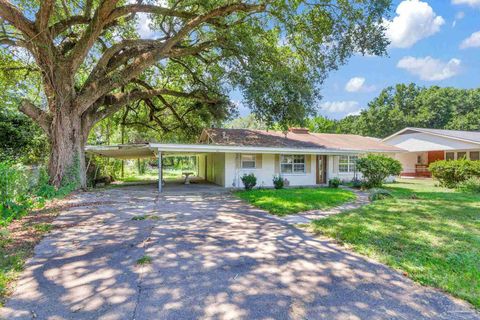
234, 0, 480, 119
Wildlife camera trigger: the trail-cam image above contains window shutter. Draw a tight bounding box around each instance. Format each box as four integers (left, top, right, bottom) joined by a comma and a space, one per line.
256, 154, 262, 169
274, 154, 280, 174
333, 156, 338, 174
235, 153, 241, 169
305, 155, 311, 173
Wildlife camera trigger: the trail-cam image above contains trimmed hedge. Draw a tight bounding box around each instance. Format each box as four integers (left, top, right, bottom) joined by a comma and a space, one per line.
429, 159, 480, 188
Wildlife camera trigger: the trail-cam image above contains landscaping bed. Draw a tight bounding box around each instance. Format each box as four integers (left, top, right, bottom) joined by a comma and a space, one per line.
311, 178, 480, 309
235, 187, 356, 216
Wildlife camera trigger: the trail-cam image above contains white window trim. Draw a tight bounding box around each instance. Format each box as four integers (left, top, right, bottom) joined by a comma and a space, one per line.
241, 154, 256, 169
280, 154, 306, 175
444, 150, 480, 161
470, 151, 480, 161
338, 155, 358, 174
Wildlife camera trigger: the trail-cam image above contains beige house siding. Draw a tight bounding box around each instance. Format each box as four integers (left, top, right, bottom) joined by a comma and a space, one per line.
204, 152, 372, 188
225, 153, 317, 188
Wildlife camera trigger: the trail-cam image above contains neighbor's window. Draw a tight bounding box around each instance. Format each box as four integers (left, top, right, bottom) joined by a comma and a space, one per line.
470, 151, 480, 161
446, 152, 455, 161
457, 152, 467, 160
339, 155, 358, 173
241, 154, 256, 169
280, 155, 305, 174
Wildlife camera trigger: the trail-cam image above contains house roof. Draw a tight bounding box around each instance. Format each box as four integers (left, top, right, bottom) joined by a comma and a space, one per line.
200, 128, 403, 152
382, 127, 480, 145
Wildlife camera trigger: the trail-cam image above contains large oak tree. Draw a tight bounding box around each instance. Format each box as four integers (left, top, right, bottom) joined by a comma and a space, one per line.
0, 0, 390, 188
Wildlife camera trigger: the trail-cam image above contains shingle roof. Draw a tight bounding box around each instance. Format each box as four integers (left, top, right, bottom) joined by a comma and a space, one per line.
201, 128, 403, 152
405, 128, 480, 144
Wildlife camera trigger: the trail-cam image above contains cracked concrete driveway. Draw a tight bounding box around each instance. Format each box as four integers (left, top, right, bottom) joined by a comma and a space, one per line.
1, 185, 478, 320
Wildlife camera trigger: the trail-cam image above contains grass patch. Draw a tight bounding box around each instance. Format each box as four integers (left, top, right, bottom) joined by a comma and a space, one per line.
136, 255, 153, 265
33, 223, 53, 233
0, 207, 60, 305
236, 187, 356, 216
311, 178, 480, 308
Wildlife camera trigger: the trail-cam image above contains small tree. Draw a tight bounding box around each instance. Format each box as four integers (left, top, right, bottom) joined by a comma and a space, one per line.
241, 173, 257, 190
356, 154, 402, 188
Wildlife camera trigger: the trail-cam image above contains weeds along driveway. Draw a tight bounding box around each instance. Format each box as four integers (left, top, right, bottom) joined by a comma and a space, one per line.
1, 186, 478, 320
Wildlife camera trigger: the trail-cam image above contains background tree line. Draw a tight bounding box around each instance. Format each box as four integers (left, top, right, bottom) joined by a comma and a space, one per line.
306, 83, 480, 138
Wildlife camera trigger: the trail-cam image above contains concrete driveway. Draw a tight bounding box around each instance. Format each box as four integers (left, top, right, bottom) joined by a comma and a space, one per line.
1, 185, 478, 320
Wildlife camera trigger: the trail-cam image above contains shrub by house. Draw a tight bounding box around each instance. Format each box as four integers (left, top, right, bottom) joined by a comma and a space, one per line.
429, 159, 480, 188
356, 154, 402, 188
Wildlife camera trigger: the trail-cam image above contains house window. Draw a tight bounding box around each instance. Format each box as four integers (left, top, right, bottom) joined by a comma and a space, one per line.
280, 155, 305, 174
457, 152, 467, 160
446, 152, 455, 160
241, 154, 256, 169
470, 151, 479, 161
339, 155, 358, 173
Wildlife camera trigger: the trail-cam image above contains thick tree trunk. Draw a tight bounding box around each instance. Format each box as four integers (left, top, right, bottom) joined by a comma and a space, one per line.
48, 107, 87, 189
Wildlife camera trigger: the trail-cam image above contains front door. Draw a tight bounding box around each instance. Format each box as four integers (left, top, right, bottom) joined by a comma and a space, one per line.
316, 155, 327, 184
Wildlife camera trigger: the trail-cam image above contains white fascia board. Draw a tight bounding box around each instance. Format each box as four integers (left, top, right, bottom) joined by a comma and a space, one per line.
381, 128, 413, 142
382, 128, 480, 146
85, 144, 150, 151
148, 143, 401, 155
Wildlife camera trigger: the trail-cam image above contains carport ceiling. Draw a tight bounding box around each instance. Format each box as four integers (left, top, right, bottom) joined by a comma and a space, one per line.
86, 144, 155, 159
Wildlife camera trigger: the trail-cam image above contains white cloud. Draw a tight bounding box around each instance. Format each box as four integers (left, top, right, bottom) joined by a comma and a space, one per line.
460, 31, 480, 49
452, 0, 480, 7
384, 0, 445, 48
452, 11, 465, 27
347, 109, 364, 117
345, 77, 376, 93
397, 56, 461, 81
136, 13, 155, 38
320, 101, 360, 113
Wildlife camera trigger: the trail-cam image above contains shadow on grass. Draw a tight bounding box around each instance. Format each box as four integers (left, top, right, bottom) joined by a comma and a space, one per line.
312, 185, 480, 308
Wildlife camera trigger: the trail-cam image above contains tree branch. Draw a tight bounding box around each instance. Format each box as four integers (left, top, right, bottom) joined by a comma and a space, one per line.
19, 99, 52, 135
50, 15, 90, 36
35, 0, 54, 32
107, 4, 197, 22
68, 0, 119, 72
76, 2, 263, 114
0, 0, 37, 39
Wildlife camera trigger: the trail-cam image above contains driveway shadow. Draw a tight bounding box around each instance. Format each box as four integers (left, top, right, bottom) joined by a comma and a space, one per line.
1, 187, 478, 320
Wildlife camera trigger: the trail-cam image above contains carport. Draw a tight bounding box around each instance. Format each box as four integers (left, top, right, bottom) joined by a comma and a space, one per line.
85, 143, 230, 192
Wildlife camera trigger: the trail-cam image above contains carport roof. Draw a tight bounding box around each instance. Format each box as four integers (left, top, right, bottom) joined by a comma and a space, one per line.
86, 141, 404, 160
86, 144, 155, 159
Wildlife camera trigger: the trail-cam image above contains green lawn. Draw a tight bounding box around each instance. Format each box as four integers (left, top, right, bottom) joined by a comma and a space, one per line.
311, 179, 480, 308
235, 187, 356, 216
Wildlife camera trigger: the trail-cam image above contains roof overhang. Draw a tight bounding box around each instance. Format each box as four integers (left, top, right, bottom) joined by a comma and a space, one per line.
149, 143, 402, 155
86, 143, 403, 159
382, 127, 480, 146
86, 144, 155, 159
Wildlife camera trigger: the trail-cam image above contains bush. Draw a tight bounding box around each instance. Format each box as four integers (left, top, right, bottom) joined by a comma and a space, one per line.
328, 177, 341, 188
0, 162, 33, 226
457, 177, 480, 193
272, 175, 285, 189
241, 173, 257, 190
356, 154, 402, 188
350, 178, 363, 189
368, 188, 393, 201
429, 159, 480, 188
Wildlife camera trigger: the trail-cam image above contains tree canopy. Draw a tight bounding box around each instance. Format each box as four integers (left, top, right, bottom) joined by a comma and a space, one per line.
307, 84, 480, 138
0, 0, 391, 186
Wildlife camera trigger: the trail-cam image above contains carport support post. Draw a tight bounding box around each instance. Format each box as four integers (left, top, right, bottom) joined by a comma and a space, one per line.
158, 151, 163, 192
